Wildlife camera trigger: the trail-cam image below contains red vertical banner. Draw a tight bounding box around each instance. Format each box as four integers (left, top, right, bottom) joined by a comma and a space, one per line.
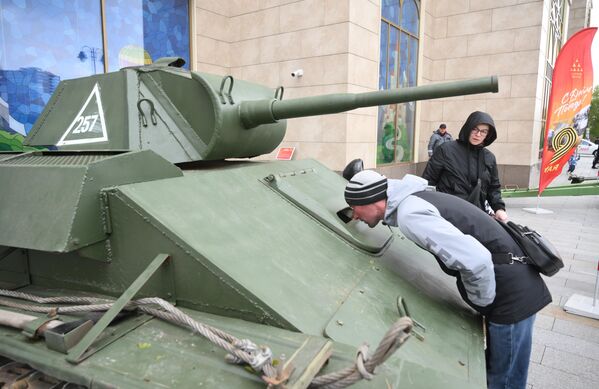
539, 28, 597, 195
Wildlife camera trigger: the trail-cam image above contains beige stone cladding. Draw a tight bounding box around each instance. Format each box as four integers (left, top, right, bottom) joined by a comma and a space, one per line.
193, 0, 381, 171
193, 0, 583, 188
420, 0, 554, 188
567, 0, 592, 40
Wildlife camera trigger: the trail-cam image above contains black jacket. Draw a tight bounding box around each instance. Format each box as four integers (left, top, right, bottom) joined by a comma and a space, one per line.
413, 190, 552, 324
422, 111, 505, 212
427, 129, 453, 157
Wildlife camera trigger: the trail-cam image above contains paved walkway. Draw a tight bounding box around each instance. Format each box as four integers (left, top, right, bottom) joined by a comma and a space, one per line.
549, 153, 599, 187
504, 155, 599, 389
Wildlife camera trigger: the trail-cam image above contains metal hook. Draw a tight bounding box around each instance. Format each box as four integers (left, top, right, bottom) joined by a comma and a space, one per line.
219, 75, 235, 105
137, 99, 157, 127
396, 296, 426, 340
274, 86, 284, 100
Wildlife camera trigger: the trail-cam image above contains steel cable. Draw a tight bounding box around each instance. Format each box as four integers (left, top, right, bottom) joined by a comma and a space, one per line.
309, 317, 413, 388
0, 289, 411, 388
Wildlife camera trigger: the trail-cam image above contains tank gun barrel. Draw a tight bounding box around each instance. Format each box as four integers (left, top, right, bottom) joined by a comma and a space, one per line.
240, 76, 498, 129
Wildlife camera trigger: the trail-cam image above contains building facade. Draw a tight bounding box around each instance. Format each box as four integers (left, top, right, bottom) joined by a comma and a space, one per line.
0, 0, 593, 188
194, 0, 592, 188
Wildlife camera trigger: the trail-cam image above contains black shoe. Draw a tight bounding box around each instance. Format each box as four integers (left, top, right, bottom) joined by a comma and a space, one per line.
593, 166, 598, 169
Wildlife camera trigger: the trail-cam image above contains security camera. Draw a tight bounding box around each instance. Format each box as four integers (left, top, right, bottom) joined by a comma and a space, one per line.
291, 69, 304, 77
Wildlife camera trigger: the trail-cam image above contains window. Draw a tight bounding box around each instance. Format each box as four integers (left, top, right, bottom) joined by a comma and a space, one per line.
0, 0, 190, 151
377, 0, 420, 165
104, 0, 190, 72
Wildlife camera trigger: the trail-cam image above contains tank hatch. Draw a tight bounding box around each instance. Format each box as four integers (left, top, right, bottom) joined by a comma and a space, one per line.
262, 168, 392, 253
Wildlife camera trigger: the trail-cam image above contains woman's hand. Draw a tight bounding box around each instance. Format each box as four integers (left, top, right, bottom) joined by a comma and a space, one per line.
494, 209, 508, 222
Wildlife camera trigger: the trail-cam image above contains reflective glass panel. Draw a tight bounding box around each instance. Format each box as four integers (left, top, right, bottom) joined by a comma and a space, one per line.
377, 1, 419, 165
377, 104, 397, 164
379, 23, 388, 90
0, 0, 190, 151
399, 32, 409, 88
382, 0, 400, 25
388, 27, 399, 89
408, 36, 418, 87
400, 0, 419, 35
395, 102, 412, 162
105, 0, 190, 71
0, 0, 102, 149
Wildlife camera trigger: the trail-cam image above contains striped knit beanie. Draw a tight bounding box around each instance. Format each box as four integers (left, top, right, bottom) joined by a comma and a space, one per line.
344, 170, 388, 206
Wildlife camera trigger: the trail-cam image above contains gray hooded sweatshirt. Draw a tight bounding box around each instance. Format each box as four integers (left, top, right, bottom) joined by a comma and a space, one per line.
383, 174, 496, 307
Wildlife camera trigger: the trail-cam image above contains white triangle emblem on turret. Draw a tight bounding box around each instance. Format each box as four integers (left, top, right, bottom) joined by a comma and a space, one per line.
57, 83, 108, 146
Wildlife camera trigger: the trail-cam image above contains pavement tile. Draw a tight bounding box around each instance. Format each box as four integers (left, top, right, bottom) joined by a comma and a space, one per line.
552, 318, 599, 345
577, 240, 599, 250
558, 295, 569, 306
549, 238, 580, 247
565, 278, 596, 294
556, 250, 575, 260
528, 360, 599, 389
553, 269, 597, 285
534, 313, 555, 330
570, 259, 599, 272
540, 304, 599, 329
540, 346, 599, 382
540, 284, 579, 301
571, 247, 598, 257
573, 253, 599, 263
530, 342, 545, 364
544, 276, 566, 288
556, 231, 597, 241
568, 247, 599, 256
533, 327, 599, 361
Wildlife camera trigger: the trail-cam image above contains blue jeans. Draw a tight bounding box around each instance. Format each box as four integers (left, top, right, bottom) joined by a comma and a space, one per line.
486, 315, 535, 389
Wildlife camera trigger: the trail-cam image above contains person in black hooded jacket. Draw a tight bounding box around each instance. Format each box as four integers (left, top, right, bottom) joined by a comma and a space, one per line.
422, 111, 508, 222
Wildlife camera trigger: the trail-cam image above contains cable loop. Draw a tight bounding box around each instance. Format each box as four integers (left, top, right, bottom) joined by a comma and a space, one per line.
0, 289, 412, 389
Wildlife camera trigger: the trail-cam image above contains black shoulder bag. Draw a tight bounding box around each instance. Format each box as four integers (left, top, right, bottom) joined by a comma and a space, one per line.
497, 221, 564, 277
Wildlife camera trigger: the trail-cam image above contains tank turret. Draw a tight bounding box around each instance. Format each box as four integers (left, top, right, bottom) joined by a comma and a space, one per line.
25, 57, 497, 163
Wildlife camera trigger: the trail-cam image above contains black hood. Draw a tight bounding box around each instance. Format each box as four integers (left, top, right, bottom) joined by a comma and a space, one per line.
458, 111, 497, 147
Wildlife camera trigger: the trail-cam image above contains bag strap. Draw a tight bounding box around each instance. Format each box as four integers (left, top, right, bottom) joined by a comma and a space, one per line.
491, 253, 530, 265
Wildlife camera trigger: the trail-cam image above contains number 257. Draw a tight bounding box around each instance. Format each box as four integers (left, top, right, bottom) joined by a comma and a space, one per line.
72, 114, 99, 134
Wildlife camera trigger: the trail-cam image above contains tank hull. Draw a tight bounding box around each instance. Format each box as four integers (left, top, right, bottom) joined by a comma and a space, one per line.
0, 153, 486, 388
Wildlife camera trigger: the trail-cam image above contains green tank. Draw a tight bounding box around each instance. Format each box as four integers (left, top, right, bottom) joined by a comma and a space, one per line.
0, 57, 498, 388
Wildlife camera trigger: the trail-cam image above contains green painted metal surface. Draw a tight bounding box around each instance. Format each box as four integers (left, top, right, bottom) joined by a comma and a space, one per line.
0, 60, 501, 387
66, 253, 170, 363
0, 287, 480, 389
0, 150, 181, 252
3, 158, 485, 387
241, 76, 498, 128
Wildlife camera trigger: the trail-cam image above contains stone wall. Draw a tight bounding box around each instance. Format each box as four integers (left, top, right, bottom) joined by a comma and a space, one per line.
567, 0, 592, 39
193, 0, 381, 171
418, 0, 550, 188
191, 0, 582, 189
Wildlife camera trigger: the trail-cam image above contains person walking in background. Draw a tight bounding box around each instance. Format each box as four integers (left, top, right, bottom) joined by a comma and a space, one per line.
567, 153, 577, 177
592, 138, 599, 169
427, 123, 452, 157
422, 111, 508, 222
